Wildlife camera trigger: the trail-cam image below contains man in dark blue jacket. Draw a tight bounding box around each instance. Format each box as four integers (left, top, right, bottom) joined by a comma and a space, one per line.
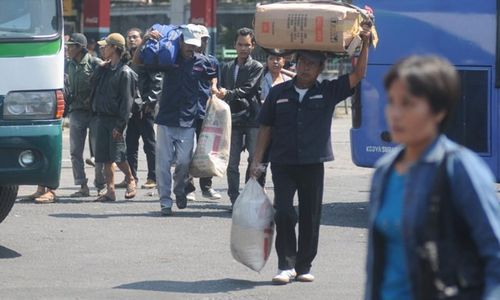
153, 25, 218, 215
185, 25, 222, 201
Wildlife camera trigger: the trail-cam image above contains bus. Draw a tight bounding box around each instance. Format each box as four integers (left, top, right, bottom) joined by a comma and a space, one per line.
350, 0, 500, 180
0, 0, 65, 223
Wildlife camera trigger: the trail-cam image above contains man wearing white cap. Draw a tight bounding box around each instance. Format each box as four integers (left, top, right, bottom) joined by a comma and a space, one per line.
184, 24, 222, 201
147, 24, 218, 215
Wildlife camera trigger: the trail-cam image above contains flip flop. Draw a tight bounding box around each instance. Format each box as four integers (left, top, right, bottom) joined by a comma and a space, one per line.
34, 191, 57, 204
125, 182, 137, 199
94, 194, 116, 202
26, 190, 45, 200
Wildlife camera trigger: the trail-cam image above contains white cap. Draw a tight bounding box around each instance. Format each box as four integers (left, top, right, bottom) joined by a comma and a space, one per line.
198, 25, 210, 38
181, 24, 202, 47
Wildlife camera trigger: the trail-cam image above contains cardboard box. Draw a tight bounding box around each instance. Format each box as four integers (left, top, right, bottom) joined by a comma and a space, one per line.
254, 2, 361, 53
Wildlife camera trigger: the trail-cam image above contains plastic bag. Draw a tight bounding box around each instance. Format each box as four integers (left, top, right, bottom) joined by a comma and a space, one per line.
230, 178, 275, 272
189, 96, 231, 178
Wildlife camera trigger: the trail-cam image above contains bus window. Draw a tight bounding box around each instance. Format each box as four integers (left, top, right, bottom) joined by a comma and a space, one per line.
0, 0, 58, 38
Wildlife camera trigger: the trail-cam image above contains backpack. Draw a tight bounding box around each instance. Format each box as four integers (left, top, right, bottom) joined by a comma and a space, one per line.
415, 152, 484, 299
139, 24, 181, 67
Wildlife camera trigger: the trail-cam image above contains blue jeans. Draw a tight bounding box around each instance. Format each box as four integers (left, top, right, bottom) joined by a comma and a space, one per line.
156, 125, 195, 208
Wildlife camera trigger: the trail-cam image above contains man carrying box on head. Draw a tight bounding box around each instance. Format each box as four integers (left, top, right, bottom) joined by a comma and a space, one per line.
250, 23, 372, 284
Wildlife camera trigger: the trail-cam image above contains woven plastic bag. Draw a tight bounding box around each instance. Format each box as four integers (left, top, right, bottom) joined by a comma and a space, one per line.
190, 95, 231, 177
230, 178, 275, 272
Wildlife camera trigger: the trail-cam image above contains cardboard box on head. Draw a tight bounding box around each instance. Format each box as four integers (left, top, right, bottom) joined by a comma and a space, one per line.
254, 2, 373, 54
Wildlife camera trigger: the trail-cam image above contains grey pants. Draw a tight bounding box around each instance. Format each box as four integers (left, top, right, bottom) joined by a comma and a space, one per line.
69, 110, 105, 188
156, 125, 195, 209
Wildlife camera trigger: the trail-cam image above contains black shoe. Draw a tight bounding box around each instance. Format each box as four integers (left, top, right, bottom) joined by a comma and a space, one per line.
202, 188, 221, 200
161, 207, 173, 216
85, 157, 95, 167
176, 197, 187, 209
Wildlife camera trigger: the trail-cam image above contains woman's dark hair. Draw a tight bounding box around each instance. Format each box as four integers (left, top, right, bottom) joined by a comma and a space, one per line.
384, 55, 460, 132
234, 27, 256, 44
116, 45, 131, 63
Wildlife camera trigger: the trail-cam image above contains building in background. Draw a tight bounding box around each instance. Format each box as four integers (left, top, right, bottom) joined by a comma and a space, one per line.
63, 0, 352, 74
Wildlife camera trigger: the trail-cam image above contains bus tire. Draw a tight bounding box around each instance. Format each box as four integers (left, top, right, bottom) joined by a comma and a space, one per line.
0, 185, 18, 224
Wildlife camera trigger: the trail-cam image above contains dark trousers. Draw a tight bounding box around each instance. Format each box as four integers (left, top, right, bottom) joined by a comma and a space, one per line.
186, 120, 212, 193
125, 111, 156, 181
227, 126, 266, 202
271, 163, 324, 275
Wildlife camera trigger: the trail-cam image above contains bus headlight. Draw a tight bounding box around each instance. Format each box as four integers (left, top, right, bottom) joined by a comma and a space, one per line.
19, 150, 36, 167
3, 91, 56, 120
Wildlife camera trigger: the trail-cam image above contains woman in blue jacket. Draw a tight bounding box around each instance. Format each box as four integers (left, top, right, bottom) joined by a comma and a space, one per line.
365, 55, 500, 300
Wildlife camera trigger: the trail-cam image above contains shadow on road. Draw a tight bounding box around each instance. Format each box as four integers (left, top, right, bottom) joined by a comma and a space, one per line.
0, 245, 21, 259
49, 212, 161, 219
115, 278, 270, 293
16, 197, 158, 204
48, 203, 233, 219
321, 201, 369, 229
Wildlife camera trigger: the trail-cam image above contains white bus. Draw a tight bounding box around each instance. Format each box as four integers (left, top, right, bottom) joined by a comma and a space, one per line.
0, 0, 65, 222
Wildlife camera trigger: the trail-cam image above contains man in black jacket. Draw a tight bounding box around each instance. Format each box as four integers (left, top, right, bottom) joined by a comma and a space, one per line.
115, 27, 162, 190
217, 27, 264, 205
92, 33, 138, 202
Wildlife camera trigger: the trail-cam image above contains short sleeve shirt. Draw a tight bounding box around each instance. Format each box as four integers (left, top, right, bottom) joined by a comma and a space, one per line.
259, 74, 354, 164
156, 53, 217, 127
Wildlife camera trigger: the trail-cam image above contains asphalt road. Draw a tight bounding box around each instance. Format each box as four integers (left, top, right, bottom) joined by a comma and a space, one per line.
0, 113, 373, 300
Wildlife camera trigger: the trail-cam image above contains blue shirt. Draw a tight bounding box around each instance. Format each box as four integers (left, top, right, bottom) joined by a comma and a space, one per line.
156, 53, 217, 127
375, 169, 413, 300
258, 74, 353, 164
197, 54, 220, 120
365, 135, 500, 300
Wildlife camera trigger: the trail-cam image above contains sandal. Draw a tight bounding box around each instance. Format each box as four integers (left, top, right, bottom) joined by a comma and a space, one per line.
93, 194, 116, 202
25, 188, 46, 200
34, 190, 57, 204
125, 181, 137, 199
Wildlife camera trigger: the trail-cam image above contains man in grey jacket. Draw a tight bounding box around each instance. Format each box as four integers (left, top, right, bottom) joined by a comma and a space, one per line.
92, 33, 138, 202
217, 27, 264, 205
65, 33, 106, 197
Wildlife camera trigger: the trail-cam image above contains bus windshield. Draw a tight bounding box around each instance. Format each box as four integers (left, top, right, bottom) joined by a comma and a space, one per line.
0, 0, 58, 39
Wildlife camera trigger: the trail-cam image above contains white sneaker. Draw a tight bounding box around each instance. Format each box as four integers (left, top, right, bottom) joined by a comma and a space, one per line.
186, 192, 196, 201
296, 273, 315, 282
272, 269, 296, 285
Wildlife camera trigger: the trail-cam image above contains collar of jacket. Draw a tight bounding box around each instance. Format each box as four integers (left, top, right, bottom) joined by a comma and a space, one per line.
233, 55, 253, 66
284, 76, 321, 92
72, 52, 92, 66
375, 134, 454, 172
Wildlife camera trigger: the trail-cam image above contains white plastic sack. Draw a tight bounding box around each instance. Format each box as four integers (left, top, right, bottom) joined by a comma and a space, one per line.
190, 96, 231, 177
230, 178, 275, 272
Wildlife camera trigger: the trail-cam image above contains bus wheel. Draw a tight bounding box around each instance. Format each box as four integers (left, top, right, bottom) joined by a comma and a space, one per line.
0, 185, 18, 224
